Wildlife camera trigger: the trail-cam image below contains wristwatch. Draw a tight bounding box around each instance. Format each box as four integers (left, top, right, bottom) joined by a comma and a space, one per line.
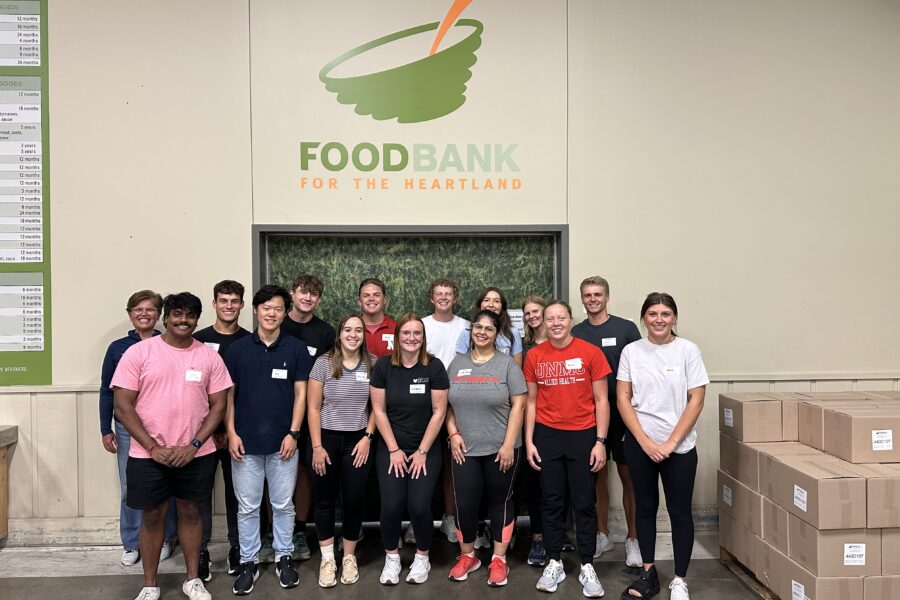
417, 448, 427, 456
190, 438, 202, 449
364, 431, 375, 441
288, 430, 301, 440
596, 436, 607, 446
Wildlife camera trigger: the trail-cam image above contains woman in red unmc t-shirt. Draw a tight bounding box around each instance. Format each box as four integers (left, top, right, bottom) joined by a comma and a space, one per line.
523, 300, 611, 598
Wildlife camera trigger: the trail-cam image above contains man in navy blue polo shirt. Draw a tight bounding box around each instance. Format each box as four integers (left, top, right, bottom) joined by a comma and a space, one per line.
225, 285, 311, 595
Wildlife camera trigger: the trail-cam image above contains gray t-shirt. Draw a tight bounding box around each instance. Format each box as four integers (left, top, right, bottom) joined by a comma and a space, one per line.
447, 352, 528, 457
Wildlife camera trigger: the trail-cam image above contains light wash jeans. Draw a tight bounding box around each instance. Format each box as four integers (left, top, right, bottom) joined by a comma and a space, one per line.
232, 452, 298, 563
115, 421, 178, 550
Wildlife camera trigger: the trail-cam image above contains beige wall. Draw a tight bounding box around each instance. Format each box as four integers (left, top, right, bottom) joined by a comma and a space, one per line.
2, 0, 898, 543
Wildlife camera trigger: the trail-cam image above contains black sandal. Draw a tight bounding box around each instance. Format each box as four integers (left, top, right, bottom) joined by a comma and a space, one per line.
620, 565, 660, 599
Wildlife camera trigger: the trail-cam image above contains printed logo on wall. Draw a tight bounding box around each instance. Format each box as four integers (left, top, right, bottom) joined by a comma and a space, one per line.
319, 0, 481, 123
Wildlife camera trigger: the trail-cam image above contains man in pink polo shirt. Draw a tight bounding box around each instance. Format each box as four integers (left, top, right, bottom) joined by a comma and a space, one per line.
113, 292, 233, 600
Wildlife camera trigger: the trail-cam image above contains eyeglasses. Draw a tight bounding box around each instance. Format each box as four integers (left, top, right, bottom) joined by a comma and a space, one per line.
128, 307, 158, 315
472, 324, 496, 334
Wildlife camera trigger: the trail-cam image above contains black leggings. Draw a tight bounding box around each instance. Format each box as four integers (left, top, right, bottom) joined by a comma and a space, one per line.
201, 447, 238, 547
451, 449, 521, 544
376, 442, 442, 552
623, 432, 697, 577
534, 424, 597, 564
309, 428, 373, 542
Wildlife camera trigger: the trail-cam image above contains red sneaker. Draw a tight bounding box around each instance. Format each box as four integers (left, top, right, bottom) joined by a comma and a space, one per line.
487, 557, 509, 587
448, 554, 481, 581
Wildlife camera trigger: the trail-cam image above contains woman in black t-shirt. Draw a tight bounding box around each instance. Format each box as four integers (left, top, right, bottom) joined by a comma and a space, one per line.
370, 313, 449, 586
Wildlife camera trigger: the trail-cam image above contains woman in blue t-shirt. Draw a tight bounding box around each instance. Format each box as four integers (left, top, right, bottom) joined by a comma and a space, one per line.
455, 287, 523, 367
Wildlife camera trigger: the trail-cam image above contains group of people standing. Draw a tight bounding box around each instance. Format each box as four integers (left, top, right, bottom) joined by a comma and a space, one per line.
100, 274, 708, 600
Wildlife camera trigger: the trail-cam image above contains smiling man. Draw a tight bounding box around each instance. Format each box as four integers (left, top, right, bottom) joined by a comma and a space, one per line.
112, 292, 233, 600
225, 285, 311, 595
357, 277, 396, 358
193, 280, 250, 579
279, 274, 335, 562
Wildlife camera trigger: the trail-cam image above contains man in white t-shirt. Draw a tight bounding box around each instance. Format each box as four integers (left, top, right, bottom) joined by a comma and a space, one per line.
422, 278, 470, 544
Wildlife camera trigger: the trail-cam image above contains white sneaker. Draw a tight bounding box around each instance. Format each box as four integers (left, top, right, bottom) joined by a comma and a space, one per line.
669, 577, 690, 600
536, 558, 566, 592
404, 524, 417, 545
406, 553, 431, 584
593, 532, 614, 559
440, 515, 458, 543
134, 587, 160, 600
181, 577, 211, 600
341, 555, 359, 585
474, 529, 491, 549
625, 538, 642, 568
380, 554, 402, 586
159, 540, 173, 562
121, 549, 140, 566
319, 558, 337, 588
578, 563, 605, 598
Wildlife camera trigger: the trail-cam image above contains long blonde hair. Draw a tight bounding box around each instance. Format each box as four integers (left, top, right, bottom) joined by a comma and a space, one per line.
521, 295, 548, 345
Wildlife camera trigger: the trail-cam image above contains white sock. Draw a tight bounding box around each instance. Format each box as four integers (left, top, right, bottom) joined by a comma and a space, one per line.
465, 551, 475, 558
492, 554, 506, 563
386, 553, 400, 562
321, 544, 334, 562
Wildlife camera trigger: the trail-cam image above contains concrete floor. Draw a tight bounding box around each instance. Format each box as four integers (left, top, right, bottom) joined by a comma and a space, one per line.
0, 530, 760, 600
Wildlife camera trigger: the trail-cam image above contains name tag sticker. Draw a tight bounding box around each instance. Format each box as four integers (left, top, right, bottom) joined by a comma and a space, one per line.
382, 333, 394, 350
409, 384, 426, 394
185, 369, 202, 383
663, 365, 679, 375
355, 371, 369, 383
204, 342, 220, 352
457, 368, 472, 377
564, 358, 582, 370
601, 337, 616, 347
307, 346, 317, 357
271, 369, 288, 379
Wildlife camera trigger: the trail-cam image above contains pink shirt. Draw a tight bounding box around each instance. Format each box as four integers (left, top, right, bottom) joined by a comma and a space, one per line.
111, 336, 233, 458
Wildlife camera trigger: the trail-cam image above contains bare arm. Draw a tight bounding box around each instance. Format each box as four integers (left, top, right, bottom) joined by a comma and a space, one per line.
308, 378, 329, 473
496, 391, 526, 472
407, 388, 448, 478
589, 378, 609, 472
524, 381, 541, 470
618, 379, 665, 462
662, 386, 706, 455
169, 388, 227, 468
226, 386, 244, 460
113, 387, 162, 456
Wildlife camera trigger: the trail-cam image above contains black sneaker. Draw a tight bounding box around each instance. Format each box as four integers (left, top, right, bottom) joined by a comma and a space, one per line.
227, 545, 241, 576
232, 562, 259, 596
276, 555, 300, 589
198, 546, 212, 582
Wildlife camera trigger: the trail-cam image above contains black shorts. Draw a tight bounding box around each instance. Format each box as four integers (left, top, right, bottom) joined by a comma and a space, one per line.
606, 411, 627, 464
126, 453, 217, 510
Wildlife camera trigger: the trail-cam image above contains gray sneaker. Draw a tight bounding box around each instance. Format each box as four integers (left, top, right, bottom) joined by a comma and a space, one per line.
578, 563, 605, 598
259, 535, 275, 564
291, 531, 312, 561
536, 558, 566, 592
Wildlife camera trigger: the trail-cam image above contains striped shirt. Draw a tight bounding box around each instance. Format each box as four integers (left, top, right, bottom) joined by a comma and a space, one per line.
310, 353, 371, 431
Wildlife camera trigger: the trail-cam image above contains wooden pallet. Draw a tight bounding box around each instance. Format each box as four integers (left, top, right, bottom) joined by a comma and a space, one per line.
719, 547, 779, 600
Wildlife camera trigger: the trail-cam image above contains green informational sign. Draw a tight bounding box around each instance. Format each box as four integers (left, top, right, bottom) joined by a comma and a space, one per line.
0, 0, 50, 385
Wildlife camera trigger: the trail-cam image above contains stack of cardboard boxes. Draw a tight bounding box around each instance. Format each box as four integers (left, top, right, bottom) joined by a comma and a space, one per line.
718, 391, 900, 600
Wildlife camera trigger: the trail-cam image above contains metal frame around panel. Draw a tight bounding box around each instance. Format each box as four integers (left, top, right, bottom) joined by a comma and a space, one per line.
252, 224, 569, 302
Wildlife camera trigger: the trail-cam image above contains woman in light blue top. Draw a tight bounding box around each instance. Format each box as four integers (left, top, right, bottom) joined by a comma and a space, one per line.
455, 287, 523, 367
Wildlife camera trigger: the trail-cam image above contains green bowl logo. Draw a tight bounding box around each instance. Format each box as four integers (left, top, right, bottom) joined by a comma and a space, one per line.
319, 15, 483, 123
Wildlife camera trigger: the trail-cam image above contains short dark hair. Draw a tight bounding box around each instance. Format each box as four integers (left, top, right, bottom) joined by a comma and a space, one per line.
162, 292, 203, 319
468, 309, 502, 351
291, 274, 323, 296
126, 290, 163, 312
252, 284, 292, 311
358, 277, 386, 297
213, 280, 245, 300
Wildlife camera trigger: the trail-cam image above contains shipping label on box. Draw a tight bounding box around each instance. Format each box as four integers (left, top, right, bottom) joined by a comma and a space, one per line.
779, 554, 864, 600
824, 409, 900, 463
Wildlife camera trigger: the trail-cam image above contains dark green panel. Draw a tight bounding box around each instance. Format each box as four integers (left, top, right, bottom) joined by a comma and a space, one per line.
266, 234, 555, 326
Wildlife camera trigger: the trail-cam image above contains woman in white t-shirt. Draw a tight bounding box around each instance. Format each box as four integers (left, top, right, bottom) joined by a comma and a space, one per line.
616, 293, 709, 600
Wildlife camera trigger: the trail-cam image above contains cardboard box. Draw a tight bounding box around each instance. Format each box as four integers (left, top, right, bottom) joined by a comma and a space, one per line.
767, 455, 866, 529
756, 443, 830, 500
865, 576, 900, 600
719, 514, 756, 572
883, 529, 900, 575
753, 537, 782, 593
840, 462, 900, 527
718, 470, 762, 536
787, 514, 881, 576
762, 496, 789, 555
719, 393, 783, 442
761, 392, 810, 441
798, 401, 868, 451
824, 407, 900, 463
779, 553, 863, 600
801, 392, 871, 401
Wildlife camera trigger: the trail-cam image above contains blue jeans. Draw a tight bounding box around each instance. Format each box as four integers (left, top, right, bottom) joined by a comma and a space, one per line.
232, 452, 298, 563
115, 420, 177, 549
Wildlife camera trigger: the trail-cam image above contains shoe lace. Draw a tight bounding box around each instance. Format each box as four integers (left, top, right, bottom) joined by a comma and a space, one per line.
489, 558, 507, 577
543, 560, 562, 578
136, 589, 157, 600
581, 564, 599, 583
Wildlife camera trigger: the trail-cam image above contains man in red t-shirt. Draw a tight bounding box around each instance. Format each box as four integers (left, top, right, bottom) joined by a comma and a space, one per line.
357, 277, 396, 358
524, 300, 611, 597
